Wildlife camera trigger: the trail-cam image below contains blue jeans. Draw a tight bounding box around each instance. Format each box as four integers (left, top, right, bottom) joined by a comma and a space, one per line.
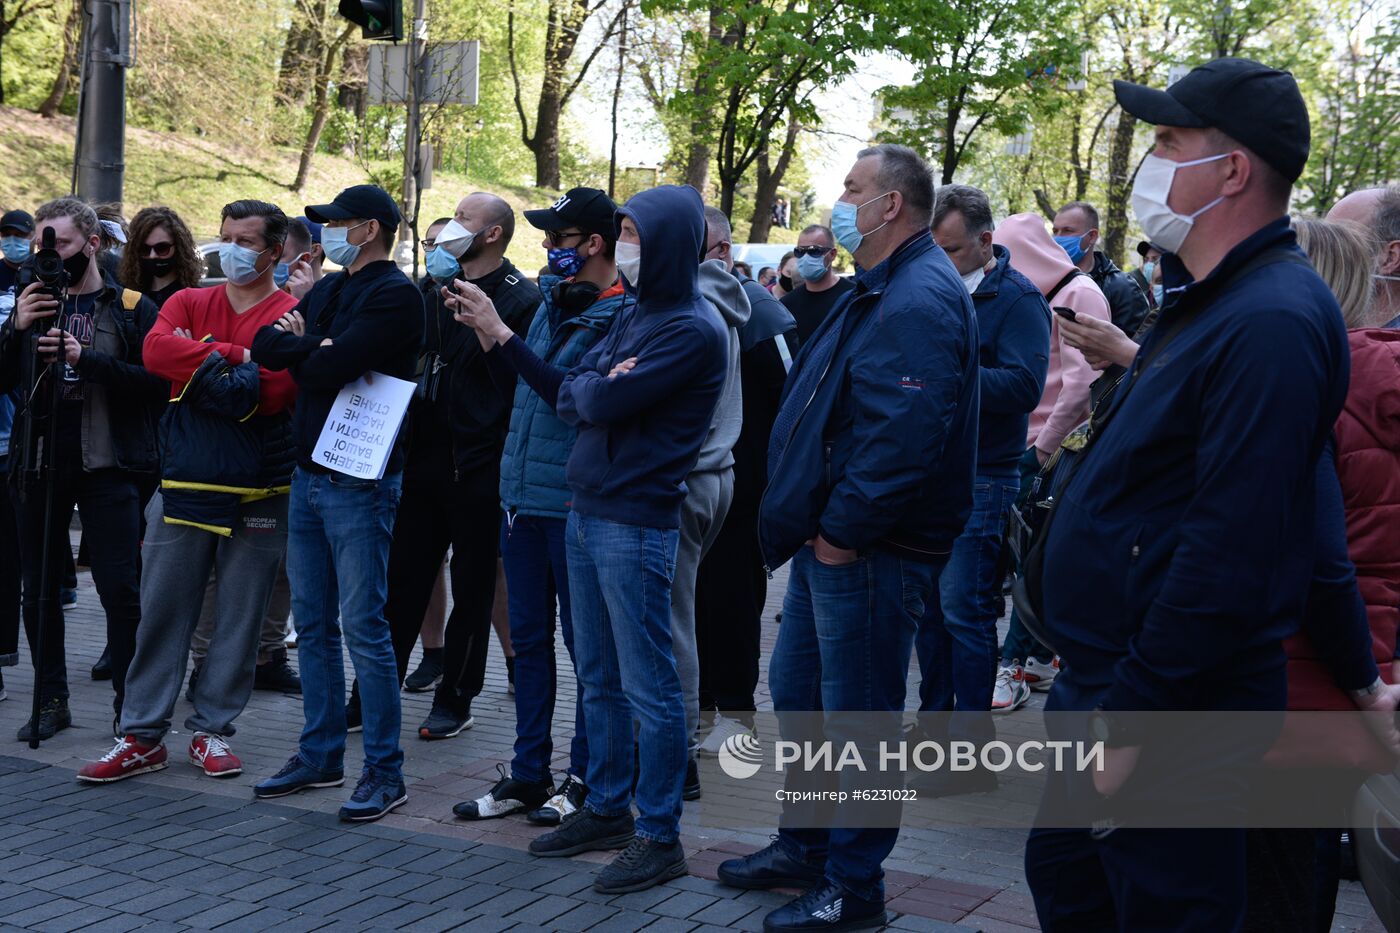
770, 546, 939, 902
287, 468, 404, 778
916, 475, 1018, 735
502, 511, 588, 785
567, 511, 685, 843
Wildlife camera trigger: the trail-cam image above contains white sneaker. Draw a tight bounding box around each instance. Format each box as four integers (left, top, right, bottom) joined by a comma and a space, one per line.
1023, 656, 1060, 692
991, 665, 1031, 714
285, 620, 297, 649
697, 714, 755, 758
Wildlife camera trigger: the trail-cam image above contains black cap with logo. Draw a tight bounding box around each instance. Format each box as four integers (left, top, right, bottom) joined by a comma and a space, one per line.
525, 188, 618, 239
305, 184, 401, 230
1113, 58, 1310, 183
1, 210, 34, 236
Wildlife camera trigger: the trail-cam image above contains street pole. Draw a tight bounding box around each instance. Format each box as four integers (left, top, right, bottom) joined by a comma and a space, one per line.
401, 0, 427, 260
73, 0, 129, 205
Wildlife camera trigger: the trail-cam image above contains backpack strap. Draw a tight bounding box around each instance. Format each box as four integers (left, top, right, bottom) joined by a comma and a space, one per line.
1045, 269, 1085, 303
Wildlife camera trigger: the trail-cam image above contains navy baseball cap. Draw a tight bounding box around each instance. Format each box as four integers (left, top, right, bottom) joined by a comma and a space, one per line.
525, 188, 617, 239
305, 185, 400, 230
1114, 58, 1310, 183
295, 216, 322, 244
1, 210, 34, 236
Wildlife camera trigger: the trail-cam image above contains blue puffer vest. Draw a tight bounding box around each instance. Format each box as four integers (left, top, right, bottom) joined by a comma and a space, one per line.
499, 276, 627, 518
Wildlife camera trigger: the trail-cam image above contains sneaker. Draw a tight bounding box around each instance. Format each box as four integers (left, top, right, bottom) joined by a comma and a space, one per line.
254, 755, 345, 799
529, 807, 635, 858
452, 763, 551, 820
419, 704, 473, 740
77, 736, 168, 783
527, 774, 587, 826
345, 696, 362, 733
186, 663, 201, 702
91, 646, 112, 680
991, 664, 1031, 714
506, 655, 515, 695
1023, 656, 1060, 692
189, 733, 243, 778
593, 837, 687, 894
760, 878, 886, 931
254, 657, 302, 694
404, 648, 444, 693
285, 622, 297, 649
684, 757, 702, 801
717, 837, 825, 890
697, 714, 755, 758
339, 767, 408, 822
16, 698, 71, 741
61, 587, 79, 610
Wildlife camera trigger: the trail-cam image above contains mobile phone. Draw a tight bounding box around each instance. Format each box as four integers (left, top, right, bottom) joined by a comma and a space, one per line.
1053, 306, 1077, 322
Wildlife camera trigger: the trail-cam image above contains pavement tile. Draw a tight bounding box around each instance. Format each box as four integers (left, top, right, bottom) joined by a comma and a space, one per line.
171, 898, 264, 930
648, 889, 719, 919
144, 892, 227, 923
634, 917, 698, 933
4, 896, 92, 928
68, 913, 152, 933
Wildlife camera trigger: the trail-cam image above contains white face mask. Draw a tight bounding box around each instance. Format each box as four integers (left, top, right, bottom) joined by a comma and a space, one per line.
1130, 152, 1230, 254
961, 265, 986, 294
435, 219, 477, 259
615, 240, 641, 287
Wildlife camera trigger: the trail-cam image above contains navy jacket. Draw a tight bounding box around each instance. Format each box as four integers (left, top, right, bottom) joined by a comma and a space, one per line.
760, 232, 980, 568
971, 246, 1051, 475
1041, 220, 1350, 712
556, 186, 729, 529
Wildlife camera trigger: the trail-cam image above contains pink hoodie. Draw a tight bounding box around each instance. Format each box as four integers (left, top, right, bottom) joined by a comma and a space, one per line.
992, 213, 1112, 456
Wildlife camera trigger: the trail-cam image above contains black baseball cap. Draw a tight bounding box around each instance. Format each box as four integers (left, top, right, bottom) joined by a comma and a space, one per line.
1113, 58, 1310, 183
305, 185, 400, 230
1136, 240, 1167, 257
1, 209, 34, 236
525, 187, 617, 239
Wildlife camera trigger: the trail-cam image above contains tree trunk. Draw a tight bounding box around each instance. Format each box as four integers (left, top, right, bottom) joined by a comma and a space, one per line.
277, 3, 320, 107
531, 80, 563, 190
1103, 111, 1137, 267
683, 140, 712, 193
38, 0, 81, 118
337, 44, 368, 123
747, 115, 800, 243
292, 25, 352, 191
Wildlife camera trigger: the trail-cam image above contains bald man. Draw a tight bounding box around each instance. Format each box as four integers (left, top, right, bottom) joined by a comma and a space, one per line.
345, 192, 542, 740
1327, 186, 1400, 325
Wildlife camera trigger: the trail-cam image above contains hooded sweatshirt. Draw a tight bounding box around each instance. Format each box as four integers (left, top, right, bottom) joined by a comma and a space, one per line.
556, 185, 729, 529
694, 258, 752, 472
993, 213, 1111, 457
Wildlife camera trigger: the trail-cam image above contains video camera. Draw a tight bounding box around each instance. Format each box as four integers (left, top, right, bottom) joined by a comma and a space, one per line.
17, 226, 69, 302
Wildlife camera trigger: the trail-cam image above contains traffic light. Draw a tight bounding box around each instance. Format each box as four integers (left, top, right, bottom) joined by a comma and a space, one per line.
339, 0, 403, 41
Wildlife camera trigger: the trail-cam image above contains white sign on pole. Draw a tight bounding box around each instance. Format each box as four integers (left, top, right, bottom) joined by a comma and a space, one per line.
313, 373, 416, 480
367, 41, 479, 106
368, 44, 410, 104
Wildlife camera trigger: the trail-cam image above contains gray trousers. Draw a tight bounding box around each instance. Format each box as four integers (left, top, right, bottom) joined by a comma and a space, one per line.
192, 560, 291, 665
670, 467, 734, 749
122, 492, 289, 743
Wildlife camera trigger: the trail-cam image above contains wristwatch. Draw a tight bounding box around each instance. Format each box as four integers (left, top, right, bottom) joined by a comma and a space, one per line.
1087, 708, 1141, 748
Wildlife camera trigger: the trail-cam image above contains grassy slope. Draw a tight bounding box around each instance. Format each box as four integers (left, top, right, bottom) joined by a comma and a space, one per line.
0, 106, 555, 242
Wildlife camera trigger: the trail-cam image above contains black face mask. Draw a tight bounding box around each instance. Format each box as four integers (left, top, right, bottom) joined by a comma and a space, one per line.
140, 256, 175, 279
778, 274, 793, 292
63, 249, 91, 284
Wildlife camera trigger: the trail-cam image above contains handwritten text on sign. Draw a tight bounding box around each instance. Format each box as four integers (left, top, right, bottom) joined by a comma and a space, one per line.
313, 373, 415, 480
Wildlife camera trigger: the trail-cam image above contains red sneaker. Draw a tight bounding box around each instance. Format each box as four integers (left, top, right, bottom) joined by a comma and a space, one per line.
77, 736, 168, 783
190, 733, 243, 777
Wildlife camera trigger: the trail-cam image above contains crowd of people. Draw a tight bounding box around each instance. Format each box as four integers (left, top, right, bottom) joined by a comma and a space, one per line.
0, 54, 1396, 932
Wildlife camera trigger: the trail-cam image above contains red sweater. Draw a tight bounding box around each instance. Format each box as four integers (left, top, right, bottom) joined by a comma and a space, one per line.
144, 285, 298, 414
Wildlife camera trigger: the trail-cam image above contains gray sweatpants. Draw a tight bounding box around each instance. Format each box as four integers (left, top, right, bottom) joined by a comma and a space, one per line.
122, 492, 288, 743
670, 467, 734, 750
192, 559, 291, 665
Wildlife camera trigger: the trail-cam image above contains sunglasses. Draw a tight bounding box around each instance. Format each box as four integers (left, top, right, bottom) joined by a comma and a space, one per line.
546, 229, 587, 247
141, 242, 175, 258
792, 246, 833, 258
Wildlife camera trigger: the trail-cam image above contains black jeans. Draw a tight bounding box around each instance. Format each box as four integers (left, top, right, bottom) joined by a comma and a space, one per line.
695, 503, 765, 719
351, 466, 500, 719
18, 465, 142, 710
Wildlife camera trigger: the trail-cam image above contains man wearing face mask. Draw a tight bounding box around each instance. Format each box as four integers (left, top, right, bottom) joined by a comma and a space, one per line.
1024, 59, 1352, 929
77, 200, 299, 782
0, 210, 34, 300
342, 192, 538, 743
1327, 186, 1400, 327
250, 185, 424, 823
0, 197, 166, 740
1130, 240, 1165, 312
1052, 200, 1151, 339
780, 224, 853, 348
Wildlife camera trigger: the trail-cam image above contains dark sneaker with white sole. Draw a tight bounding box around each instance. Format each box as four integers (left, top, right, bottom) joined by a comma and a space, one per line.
717, 837, 826, 890
404, 648, 444, 693
339, 766, 408, 822
254, 755, 345, 799
593, 837, 687, 894
419, 704, 473, 740
760, 879, 886, 931
452, 764, 551, 820
529, 807, 635, 858
527, 774, 588, 826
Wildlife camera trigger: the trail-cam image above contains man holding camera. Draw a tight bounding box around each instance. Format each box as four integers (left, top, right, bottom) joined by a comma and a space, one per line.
0, 197, 166, 739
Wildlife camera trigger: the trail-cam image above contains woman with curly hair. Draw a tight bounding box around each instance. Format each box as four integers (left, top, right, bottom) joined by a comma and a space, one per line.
119, 206, 203, 309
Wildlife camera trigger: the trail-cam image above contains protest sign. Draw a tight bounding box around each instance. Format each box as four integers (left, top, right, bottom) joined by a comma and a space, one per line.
313, 373, 415, 480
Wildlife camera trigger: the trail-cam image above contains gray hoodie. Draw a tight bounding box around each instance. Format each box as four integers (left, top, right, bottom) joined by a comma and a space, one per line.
694, 258, 752, 472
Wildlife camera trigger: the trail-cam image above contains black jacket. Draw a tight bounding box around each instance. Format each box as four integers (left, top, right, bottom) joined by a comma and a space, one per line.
251, 260, 425, 476
1090, 252, 1151, 339
409, 259, 539, 481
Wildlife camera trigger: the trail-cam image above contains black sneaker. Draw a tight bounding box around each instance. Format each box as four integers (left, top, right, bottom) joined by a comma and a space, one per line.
16, 698, 72, 741
760, 879, 885, 931
254, 657, 302, 694
419, 704, 473, 740
186, 663, 201, 702
404, 648, 444, 693
338, 766, 408, 822
593, 837, 687, 894
684, 757, 702, 801
346, 696, 362, 733
529, 807, 635, 858
717, 837, 826, 890
527, 774, 588, 826
453, 764, 551, 820
91, 647, 112, 681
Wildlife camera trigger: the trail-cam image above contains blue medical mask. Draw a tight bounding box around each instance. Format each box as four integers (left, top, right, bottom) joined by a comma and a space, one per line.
1153, 284, 1165, 306
273, 262, 290, 287
547, 246, 585, 278
322, 221, 369, 267
1141, 260, 1155, 284
1, 236, 30, 264
1054, 233, 1090, 264
426, 243, 462, 282
796, 251, 829, 282
830, 191, 893, 255
219, 241, 270, 286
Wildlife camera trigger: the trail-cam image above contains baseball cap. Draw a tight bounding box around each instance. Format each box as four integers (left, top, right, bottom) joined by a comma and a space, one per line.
305, 185, 400, 230
1, 210, 34, 236
1113, 58, 1310, 183
1136, 240, 1167, 257
295, 216, 322, 244
525, 188, 618, 239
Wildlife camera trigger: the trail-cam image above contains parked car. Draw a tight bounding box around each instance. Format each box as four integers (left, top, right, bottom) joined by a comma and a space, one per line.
732, 243, 793, 275
197, 241, 225, 287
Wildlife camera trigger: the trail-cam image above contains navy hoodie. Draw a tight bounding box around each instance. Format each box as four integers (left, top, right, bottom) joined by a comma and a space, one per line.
556, 186, 729, 529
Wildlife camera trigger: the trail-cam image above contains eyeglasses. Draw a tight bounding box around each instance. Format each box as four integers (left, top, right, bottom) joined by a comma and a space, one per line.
141, 242, 175, 258
792, 246, 833, 258
420, 238, 436, 250
546, 229, 587, 247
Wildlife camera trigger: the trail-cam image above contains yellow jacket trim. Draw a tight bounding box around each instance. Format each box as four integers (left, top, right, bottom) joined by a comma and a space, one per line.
161, 479, 292, 503
162, 516, 233, 537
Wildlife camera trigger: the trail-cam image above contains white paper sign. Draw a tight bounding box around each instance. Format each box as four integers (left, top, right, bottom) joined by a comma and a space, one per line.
313, 373, 416, 480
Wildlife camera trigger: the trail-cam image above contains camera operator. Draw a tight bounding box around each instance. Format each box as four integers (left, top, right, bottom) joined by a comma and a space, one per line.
0, 197, 166, 740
